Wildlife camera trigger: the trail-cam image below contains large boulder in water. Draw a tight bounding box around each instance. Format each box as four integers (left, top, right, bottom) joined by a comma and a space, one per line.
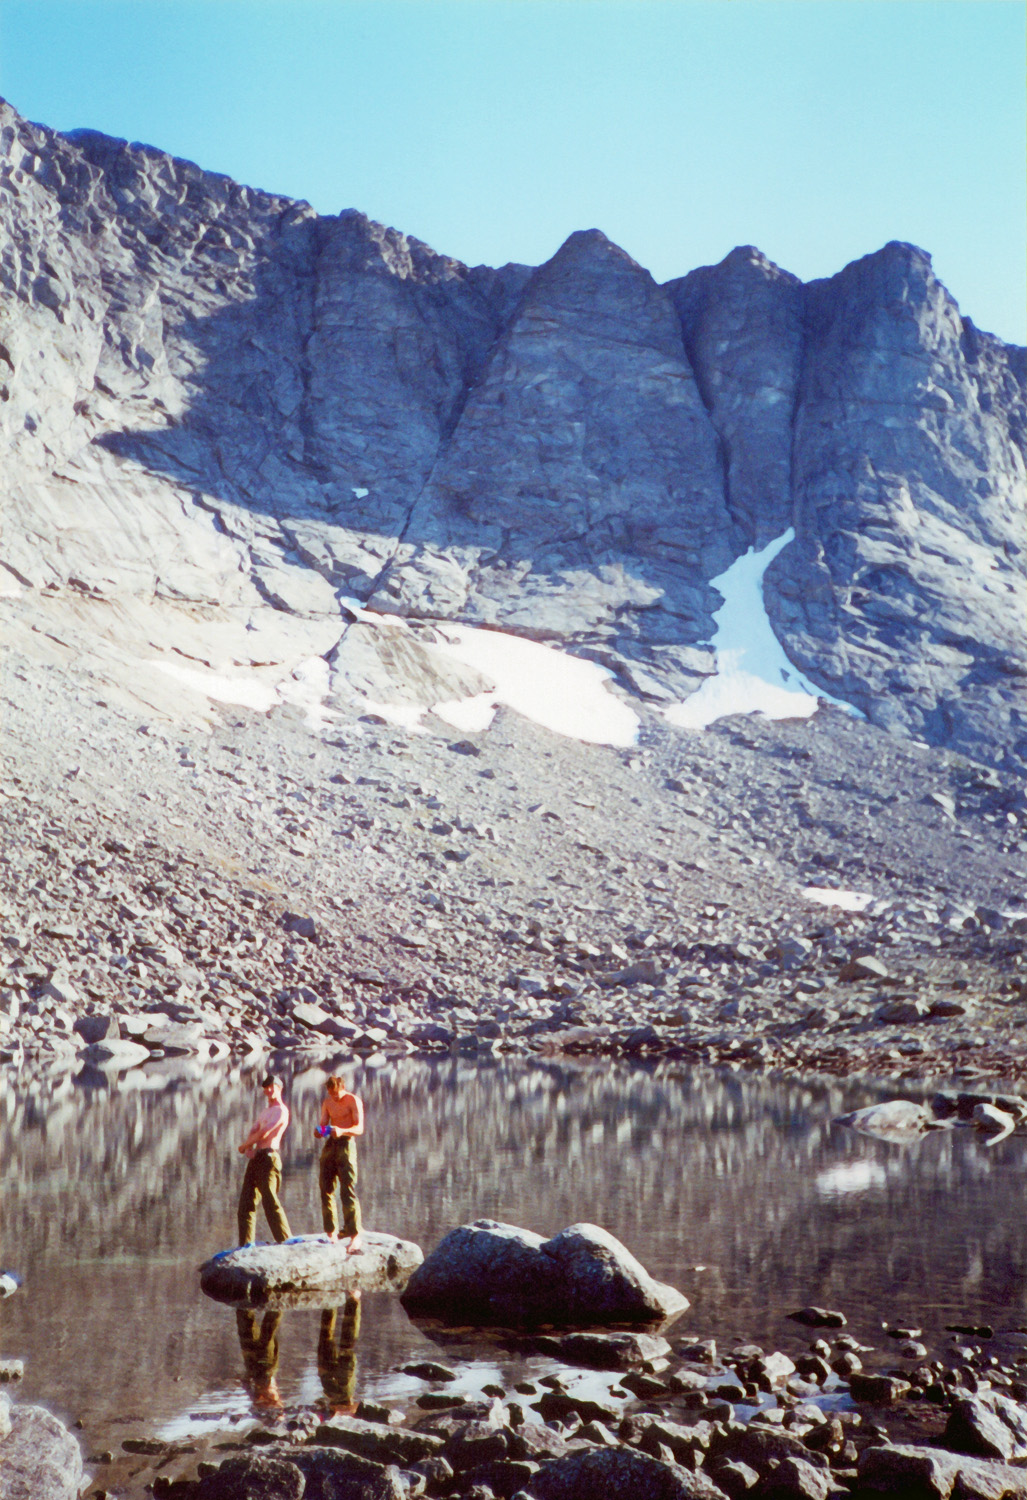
200, 1231, 422, 1306
400, 1219, 688, 1327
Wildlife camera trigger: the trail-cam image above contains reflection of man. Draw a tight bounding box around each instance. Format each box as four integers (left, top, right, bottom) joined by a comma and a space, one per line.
236, 1308, 282, 1410
317, 1293, 362, 1415
316, 1074, 363, 1253
237, 1075, 292, 1246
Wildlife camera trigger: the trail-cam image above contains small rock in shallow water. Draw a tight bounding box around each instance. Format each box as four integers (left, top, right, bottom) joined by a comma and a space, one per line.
788, 1306, 847, 1329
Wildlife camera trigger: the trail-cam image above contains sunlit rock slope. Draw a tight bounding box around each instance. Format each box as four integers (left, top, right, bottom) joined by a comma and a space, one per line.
1, 97, 1023, 766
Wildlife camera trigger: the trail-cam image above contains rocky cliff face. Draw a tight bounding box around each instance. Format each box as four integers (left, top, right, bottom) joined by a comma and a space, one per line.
1, 97, 1023, 766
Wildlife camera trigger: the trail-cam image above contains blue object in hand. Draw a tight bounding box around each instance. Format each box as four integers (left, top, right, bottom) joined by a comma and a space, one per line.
316, 1124, 331, 1138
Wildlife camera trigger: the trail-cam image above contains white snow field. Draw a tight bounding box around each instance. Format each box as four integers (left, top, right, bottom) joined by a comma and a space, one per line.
430, 625, 639, 747
665, 529, 857, 731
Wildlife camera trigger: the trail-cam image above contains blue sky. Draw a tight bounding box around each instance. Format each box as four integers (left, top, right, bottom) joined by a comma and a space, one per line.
1, 1, 1023, 341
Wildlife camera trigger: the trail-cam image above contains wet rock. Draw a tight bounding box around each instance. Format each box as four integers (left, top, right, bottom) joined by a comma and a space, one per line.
542, 1329, 671, 1370
199, 1231, 423, 1304
944, 1390, 1027, 1461
0, 1402, 83, 1500
402, 1361, 458, 1382
530, 1446, 729, 1499
401, 1219, 687, 1326
787, 1307, 847, 1329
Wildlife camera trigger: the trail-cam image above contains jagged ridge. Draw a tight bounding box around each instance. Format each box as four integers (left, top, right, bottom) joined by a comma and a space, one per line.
0, 96, 1023, 767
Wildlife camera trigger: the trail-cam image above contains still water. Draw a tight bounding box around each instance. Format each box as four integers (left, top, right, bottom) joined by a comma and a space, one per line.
2, 1056, 1025, 1452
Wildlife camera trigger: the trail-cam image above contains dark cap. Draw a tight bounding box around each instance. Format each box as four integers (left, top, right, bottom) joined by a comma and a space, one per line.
261, 1074, 284, 1091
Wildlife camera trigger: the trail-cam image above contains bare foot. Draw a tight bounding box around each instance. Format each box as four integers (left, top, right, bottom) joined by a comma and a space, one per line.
326, 1231, 339, 1243
346, 1235, 363, 1255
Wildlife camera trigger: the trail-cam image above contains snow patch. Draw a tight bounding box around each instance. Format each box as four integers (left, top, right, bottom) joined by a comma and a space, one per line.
430, 626, 638, 747
803, 887, 875, 913
665, 530, 858, 730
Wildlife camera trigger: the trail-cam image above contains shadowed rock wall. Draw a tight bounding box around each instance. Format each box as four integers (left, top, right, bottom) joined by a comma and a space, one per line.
1, 97, 1023, 764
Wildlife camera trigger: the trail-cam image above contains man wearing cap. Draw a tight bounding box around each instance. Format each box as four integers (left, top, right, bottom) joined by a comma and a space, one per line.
237, 1074, 292, 1246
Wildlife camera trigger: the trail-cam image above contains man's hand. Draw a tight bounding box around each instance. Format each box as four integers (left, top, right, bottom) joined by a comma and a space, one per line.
238, 1143, 248, 1154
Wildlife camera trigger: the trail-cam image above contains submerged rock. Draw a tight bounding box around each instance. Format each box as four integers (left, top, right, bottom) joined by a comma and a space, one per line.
401, 1219, 688, 1327
199, 1231, 423, 1306
834, 1100, 934, 1141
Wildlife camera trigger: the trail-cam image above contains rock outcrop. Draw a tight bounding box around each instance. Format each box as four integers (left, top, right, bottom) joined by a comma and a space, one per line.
400, 1219, 688, 1326
1, 95, 1023, 764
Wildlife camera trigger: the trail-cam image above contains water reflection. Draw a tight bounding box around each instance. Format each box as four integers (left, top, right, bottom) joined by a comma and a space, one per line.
236, 1308, 283, 1412
1, 1056, 1025, 1450
318, 1295, 361, 1415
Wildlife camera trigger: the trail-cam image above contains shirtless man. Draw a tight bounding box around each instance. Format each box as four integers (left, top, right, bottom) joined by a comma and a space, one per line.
237, 1074, 292, 1246
316, 1074, 364, 1253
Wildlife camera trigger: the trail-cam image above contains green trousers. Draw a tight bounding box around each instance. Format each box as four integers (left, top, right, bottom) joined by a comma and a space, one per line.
238, 1149, 292, 1245
319, 1135, 362, 1238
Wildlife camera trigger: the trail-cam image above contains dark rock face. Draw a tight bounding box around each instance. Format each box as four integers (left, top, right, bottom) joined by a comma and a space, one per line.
1, 96, 1023, 766
400, 1218, 688, 1326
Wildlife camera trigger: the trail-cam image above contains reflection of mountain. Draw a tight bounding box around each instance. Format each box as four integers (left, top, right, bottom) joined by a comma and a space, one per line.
4, 1058, 1026, 1438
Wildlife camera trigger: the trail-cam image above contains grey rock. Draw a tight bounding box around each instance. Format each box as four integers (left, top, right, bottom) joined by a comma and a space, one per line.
858, 1441, 1027, 1499
77, 1037, 151, 1069
0, 1403, 83, 1500
401, 1219, 688, 1326
72, 1011, 120, 1044
194, 1454, 307, 1499
835, 1100, 932, 1141
290, 1446, 408, 1500
531, 1447, 729, 1500
317, 1415, 444, 1466
752, 1456, 832, 1499
945, 1391, 1027, 1461
200, 1231, 423, 1305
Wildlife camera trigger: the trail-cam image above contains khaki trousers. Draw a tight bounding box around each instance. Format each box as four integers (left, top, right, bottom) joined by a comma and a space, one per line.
319, 1135, 362, 1238
238, 1149, 292, 1245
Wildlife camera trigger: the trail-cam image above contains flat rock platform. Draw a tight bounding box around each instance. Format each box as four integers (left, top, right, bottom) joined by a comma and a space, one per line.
199, 1231, 423, 1306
